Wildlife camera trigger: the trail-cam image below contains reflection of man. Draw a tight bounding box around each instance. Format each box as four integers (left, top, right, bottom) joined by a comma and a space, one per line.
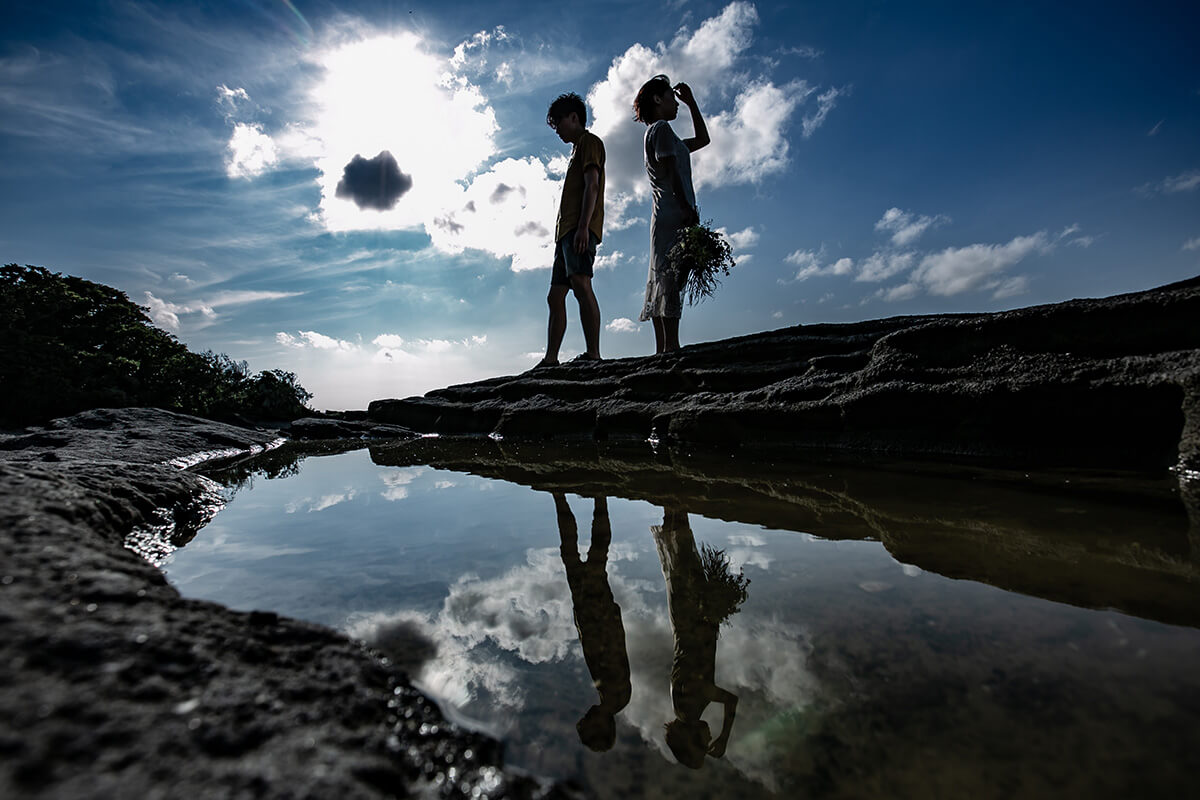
652, 505, 739, 768
554, 493, 631, 751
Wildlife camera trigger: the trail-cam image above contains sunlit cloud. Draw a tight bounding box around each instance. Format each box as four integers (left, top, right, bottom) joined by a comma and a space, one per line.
587, 1, 837, 210
606, 317, 640, 333
226, 122, 279, 178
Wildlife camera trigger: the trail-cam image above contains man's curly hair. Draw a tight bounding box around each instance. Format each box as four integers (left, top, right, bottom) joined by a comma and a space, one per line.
547, 92, 587, 128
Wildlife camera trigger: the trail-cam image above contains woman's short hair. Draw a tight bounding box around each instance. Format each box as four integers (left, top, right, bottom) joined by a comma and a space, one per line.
633, 75, 672, 123
547, 92, 587, 128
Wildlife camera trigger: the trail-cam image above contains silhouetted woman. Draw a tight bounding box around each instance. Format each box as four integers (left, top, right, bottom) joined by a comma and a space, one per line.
554, 493, 632, 751
633, 74, 710, 354
652, 505, 743, 768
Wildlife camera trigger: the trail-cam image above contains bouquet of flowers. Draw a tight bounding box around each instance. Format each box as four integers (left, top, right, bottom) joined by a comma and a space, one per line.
667, 220, 737, 306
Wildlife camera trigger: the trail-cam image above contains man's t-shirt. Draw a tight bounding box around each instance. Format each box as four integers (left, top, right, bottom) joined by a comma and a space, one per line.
555, 129, 606, 243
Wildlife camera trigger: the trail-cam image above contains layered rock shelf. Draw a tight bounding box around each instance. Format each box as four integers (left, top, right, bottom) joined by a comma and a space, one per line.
0, 409, 565, 799
369, 277, 1200, 472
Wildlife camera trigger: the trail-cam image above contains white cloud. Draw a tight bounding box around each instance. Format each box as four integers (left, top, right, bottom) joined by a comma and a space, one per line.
226, 122, 278, 178
147, 289, 300, 330
301, 33, 499, 234
606, 317, 640, 333
270, 328, 502, 409
874, 207, 947, 246
990, 275, 1030, 299
856, 250, 917, 283
801, 86, 843, 138
785, 249, 822, 281
722, 226, 760, 250
1183, 236, 1200, 251
424, 156, 561, 272
908, 232, 1051, 297
594, 250, 626, 270
1147, 119, 1163, 136
1139, 168, 1200, 195
587, 2, 833, 205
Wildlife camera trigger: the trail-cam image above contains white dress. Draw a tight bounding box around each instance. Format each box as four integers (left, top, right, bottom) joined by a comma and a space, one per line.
639, 120, 696, 321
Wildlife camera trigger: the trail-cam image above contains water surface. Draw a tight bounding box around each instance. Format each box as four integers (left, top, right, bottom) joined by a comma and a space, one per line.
164, 441, 1200, 798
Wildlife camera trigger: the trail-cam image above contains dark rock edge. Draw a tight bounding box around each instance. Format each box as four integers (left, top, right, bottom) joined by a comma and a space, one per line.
369, 276, 1200, 475
0, 408, 574, 800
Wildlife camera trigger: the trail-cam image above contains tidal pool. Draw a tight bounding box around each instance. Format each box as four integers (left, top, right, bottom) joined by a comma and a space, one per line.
164, 439, 1200, 798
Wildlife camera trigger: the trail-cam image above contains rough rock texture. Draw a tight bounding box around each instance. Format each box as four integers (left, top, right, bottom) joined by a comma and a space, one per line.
0, 408, 569, 799
369, 277, 1200, 472
371, 436, 1200, 629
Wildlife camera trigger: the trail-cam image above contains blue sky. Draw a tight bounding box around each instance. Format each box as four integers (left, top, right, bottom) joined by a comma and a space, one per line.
2, 0, 1197, 409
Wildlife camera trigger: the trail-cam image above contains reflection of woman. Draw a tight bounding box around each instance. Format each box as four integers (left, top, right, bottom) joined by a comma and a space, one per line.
652, 506, 740, 768
633, 74, 710, 354
554, 493, 631, 751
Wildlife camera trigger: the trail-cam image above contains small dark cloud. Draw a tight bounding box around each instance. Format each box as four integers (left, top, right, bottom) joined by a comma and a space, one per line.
435, 214, 464, 234
490, 183, 516, 204
464, 200, 476, 212
514, 221, 548, 237
335, 151, 413, 210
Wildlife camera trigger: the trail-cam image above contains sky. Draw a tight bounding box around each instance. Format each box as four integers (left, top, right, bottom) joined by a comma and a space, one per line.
2, 0, 1198, 410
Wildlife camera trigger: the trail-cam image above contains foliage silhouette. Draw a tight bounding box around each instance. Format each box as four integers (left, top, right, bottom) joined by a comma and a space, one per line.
0, 264, 312, 426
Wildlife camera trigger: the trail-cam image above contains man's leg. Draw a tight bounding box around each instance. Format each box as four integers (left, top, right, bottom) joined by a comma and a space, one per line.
543, 285, 569, 366
651, 317, 666, 354
569, 274, 601, 359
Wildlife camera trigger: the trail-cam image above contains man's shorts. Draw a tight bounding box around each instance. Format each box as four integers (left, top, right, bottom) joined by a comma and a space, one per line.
550, 231, 599, 287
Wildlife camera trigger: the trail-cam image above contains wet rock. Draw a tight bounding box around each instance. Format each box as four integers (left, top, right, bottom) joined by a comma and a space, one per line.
284, 417, 416, 441
0, 408, 566, 799
368, 276, 1200, 471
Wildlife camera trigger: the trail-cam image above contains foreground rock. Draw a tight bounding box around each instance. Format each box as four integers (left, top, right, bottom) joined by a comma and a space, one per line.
370, 277, 1200, 472
0, 408, 567, 799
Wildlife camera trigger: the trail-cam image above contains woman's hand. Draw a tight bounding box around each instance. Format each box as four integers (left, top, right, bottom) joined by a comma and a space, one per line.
674, 82, 697, 108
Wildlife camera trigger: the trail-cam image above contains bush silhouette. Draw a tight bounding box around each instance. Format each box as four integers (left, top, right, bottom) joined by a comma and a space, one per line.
0, 264, 312, 426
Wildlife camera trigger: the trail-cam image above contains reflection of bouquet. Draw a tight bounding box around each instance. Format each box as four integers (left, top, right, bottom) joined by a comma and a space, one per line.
667, 220, 736, 306
699, 543, 750, 626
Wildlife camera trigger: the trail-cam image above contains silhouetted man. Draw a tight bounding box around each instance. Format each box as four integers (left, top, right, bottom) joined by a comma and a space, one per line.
554, 493, 631, 751
537, 93, 605, 366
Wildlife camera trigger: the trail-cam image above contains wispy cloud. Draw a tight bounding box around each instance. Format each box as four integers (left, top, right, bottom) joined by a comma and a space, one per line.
874, 207, 948, 246
1183, 236, 1200, 251
1138, 168, 1200, 195
146, 288, 302, 330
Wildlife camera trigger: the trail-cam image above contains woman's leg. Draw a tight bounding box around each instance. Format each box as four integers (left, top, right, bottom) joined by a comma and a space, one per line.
651, 317, 666, 354
663, 317, 680, 352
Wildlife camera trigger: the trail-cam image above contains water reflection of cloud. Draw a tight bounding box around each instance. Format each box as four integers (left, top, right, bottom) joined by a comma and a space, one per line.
728, 547, 773, 571
728, 532, 767, 547
345, 530, 818, 788
284, 488, 358, 513
379, 466, 426, 501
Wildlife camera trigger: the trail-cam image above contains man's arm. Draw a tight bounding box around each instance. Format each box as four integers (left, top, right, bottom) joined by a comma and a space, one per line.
573, 164, 600, 254
675, 83, 710, 152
